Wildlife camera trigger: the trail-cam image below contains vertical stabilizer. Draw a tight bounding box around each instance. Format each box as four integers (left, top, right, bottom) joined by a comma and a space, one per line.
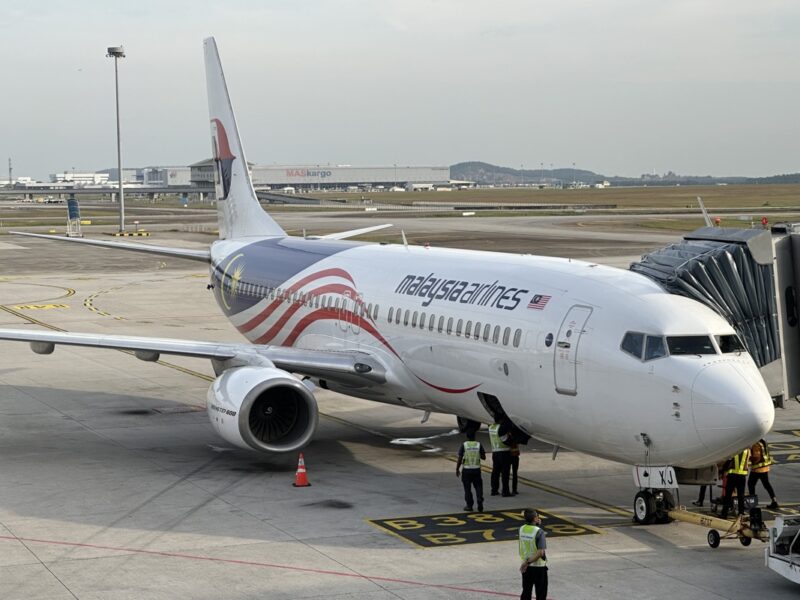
203, 37, 285, 239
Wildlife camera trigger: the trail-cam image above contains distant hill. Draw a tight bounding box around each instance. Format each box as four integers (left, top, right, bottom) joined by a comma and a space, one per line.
745, 173, 800, 184
450, 162, 599, 186
450, 161, 793, 187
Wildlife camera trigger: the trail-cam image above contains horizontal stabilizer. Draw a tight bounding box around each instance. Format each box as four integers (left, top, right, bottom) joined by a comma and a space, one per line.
313, 224, 393, 240
9, 231, 210, 262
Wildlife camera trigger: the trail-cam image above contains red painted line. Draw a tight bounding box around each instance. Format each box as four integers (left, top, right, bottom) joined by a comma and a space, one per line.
0, 534, 517, 597
415, 375, 482, 394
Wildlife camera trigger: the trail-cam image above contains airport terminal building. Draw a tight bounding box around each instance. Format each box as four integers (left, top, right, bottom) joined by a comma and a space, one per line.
190, 161, 450, 192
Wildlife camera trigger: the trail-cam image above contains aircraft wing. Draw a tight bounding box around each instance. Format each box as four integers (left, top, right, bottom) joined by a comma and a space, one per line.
0, 329, 386, 385
9, 231, 211, 262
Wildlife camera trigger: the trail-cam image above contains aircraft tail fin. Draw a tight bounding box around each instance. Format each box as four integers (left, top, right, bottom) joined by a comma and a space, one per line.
203, 37, 285, 240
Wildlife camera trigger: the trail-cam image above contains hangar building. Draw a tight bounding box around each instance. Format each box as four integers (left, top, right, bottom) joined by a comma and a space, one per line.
190, 161, 450, 192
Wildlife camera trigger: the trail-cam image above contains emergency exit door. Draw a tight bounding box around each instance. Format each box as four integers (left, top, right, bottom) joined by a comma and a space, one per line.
554, 305, 593, 395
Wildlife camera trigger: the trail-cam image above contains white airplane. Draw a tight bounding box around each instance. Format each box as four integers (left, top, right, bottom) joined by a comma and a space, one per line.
0, 38, 774, 524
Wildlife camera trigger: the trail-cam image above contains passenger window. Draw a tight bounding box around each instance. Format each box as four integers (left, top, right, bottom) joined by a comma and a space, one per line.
373, 304, 379, 320
483, 324, 491, 341
429, 314, 435, 331
492, 326, 500, 344
387, 307, 394, 323
419, 312, 426, 329
447, 317, 454, 335
716, 334, 745, 353
403, 310, 410, 326
503, 327, 511, 345
465, 321, 472, 338
438, 316, 444, 333
456, 319, 463, 336
412, 311, 418, 327
667, 335, 716, 355
645, 336, 666, 360
334, 298, 340, 310
395, 308, 401, 324
621, 332, 644, 359
513, 329, 522, 348
367, 302, 372, 317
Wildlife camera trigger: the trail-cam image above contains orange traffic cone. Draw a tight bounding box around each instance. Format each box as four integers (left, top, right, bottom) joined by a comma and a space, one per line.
292, 452, 311, 487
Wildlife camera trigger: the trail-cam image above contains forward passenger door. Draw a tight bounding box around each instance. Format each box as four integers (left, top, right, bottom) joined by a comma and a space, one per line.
554, 305, 593, 395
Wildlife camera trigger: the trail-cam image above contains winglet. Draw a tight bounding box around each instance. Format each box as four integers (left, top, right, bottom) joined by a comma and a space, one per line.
203, 37, 286, 239
697, 196, 713, 228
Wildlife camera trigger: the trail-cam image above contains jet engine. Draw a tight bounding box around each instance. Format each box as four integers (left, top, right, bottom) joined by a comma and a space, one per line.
207, 366, 318, 453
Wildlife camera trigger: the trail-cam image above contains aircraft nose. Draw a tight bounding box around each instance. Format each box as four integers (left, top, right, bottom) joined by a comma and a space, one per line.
692, 361, 774, 456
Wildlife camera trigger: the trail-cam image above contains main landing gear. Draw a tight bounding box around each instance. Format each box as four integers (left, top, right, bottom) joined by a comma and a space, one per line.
633, 489, 676, 525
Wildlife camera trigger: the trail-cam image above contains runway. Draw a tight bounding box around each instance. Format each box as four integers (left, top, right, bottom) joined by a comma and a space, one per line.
0, 229, 799, 599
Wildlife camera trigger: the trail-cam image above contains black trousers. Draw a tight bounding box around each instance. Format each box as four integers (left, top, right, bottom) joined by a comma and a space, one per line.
721, 473, 747, 518
521, 565, 548, 600
461, 469, 483, 508
748, 471, 776, 500
511, 453, 519, 493
491, 451, 511, 495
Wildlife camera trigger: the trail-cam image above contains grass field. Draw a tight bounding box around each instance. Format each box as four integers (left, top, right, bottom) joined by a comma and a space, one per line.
305, 184, 800, 209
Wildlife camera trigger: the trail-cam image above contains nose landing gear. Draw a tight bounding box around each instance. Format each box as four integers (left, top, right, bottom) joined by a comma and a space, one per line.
633, 489, 675, 524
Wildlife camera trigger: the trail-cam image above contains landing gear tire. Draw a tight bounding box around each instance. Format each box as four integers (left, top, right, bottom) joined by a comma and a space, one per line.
707, 529, 721, 548
634, 491, 657, 524
739, 536, 752, 547
456, 416, 480, 435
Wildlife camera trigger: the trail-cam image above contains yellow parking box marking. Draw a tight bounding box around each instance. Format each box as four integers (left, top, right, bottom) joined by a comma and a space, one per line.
370, 508, 599, 548
12, 304, 69, 310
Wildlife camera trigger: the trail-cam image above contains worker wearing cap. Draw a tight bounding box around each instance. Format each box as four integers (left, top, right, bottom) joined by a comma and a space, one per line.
489, 419, 512, 497
519, 508, 548, 600
456, 429, 486, 512
720, 447, 750, 519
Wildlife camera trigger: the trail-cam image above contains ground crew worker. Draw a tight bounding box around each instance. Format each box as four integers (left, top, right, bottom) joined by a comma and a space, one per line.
749, 439, 778, 509
489, 418, 512, 497
720, 447, 750, 519
510, 441, 520, 496
456, 429, 486, 512
519, 508, 548, 600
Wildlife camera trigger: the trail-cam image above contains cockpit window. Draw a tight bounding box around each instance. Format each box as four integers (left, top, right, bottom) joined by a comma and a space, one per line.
645, 336, 667, 360
667, 335, 716, 355
716, 334, 746, 353
621, 332, 644, 359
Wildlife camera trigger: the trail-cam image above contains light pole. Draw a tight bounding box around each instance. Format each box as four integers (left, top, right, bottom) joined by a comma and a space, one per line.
106, 45, 125, 232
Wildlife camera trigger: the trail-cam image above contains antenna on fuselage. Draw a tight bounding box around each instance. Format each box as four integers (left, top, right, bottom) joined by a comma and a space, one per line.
401, 230, 409, 249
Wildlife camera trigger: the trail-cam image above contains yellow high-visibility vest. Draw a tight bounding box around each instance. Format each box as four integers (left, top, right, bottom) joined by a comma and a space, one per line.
519, 524, 546, 566
489, 424, 509, 452
751, 441, 775, 470
727, 449, 750, 475
462, 441, 481, 469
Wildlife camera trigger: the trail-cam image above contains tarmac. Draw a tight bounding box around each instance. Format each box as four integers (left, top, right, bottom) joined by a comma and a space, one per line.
1, 223, 799, 599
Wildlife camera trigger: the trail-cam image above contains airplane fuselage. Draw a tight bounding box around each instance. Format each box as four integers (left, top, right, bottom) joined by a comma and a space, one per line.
209, 235, 774, 469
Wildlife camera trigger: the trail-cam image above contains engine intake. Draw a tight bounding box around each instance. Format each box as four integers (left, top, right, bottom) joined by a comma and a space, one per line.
208, 366, 318, 453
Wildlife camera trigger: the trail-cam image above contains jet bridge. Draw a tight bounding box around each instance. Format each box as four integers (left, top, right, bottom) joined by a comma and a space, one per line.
630, 223, 800, 406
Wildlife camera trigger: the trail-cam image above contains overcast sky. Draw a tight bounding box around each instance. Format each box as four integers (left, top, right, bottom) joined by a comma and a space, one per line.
2, 0, 798, 180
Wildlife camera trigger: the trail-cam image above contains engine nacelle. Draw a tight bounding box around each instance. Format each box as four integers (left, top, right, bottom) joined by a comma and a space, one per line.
207, 366, 318, 453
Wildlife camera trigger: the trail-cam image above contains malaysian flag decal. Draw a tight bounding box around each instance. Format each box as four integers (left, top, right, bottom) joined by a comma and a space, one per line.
528, 294, 551, 310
